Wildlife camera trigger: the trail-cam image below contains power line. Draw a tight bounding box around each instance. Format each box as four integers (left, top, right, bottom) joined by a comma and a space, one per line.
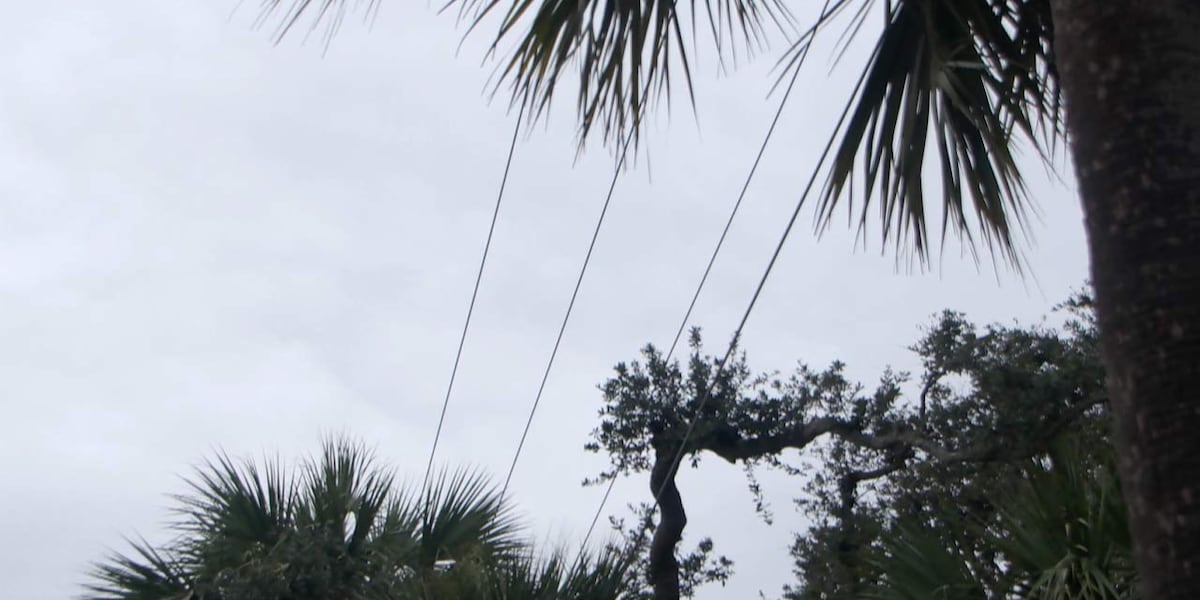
641, 50, 865, 586
602, 110, 844, 578
652, 0, 872, 517
571, 11, 835, 554
499, 110, 642, 500
577, 0, 859, 567
421, 103, 527, 498
576, 39, 807, 550
496, 0, 683, 525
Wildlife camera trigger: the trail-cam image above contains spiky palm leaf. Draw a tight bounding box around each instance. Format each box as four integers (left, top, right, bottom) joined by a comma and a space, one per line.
258, 0, 1060, 265
84, 539, 193, 600
556, 545, 638, 600
807, 0, 1059, 265
869, 442, 1136, 599
458, 0, 795, 148
261, 0, 797, 146
994, 445, 1136, 599
171, 451, 297, 583
867, 522, 985, 599
452, 545, 636, 600
83, 437, 540, 600
413, 466, 524, 568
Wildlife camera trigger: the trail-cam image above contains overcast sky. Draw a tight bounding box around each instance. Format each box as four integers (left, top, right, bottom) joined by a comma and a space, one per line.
0, 3, 1089, 598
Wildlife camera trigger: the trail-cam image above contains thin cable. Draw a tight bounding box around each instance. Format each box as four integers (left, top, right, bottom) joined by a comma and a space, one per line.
496, 0, 700, 503
582, 0, 862, 565
662, 80, 804, 360
576, 32, 809, 551
621, 121, 837, 574
421, 103, 527, 498
499, 117, 640, 500
645, 27, 868, 555
576, 0, 847, 550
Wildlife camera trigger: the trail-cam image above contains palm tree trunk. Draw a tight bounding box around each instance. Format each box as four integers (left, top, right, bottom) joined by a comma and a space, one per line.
1050, 2, 1200, 597
649, 445, 686, 600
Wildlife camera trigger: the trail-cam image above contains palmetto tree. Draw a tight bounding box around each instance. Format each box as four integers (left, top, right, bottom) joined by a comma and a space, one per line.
85, 437, 634, 599
255, 1, 1200, 597
869, 441, 1137, 599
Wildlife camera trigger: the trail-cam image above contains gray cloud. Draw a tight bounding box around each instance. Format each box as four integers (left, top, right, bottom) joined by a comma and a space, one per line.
0, 3, 1087, 598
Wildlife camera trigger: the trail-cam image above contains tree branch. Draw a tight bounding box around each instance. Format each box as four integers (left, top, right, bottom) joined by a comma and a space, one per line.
702, 396, 1105, 466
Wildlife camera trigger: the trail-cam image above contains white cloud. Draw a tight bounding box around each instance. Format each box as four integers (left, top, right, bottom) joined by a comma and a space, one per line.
0, 2, 1088, 598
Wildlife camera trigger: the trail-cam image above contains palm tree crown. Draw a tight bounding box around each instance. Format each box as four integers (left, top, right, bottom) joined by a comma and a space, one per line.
261, 0, 1059, 265
85, 437, 634, 600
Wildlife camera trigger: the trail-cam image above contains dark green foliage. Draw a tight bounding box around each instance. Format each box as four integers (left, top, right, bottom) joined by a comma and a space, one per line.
586, 291, 1108, 598
868, 442, 1135, 599
603, 502, 735, 599
808, 0, 1060, 264
85, 437, 636, 600
786, 293, 1108, 598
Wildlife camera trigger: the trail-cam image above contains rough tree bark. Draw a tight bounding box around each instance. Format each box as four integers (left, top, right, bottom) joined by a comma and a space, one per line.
648, 442, 686, 600
1050, 2, 1200, 597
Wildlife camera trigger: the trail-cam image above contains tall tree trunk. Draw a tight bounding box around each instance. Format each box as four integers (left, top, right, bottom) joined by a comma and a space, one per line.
1050, 2, 1200, 597
648, 445, 686, 600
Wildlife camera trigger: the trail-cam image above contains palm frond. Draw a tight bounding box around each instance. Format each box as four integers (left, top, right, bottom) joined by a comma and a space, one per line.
789, 0, 1061, 266
83, 538, 192, 600
169, 450, 296, 581
486, 549, 568, 599
254, 0, 1062, 265
470, 544, 636, 599
417, 467, 524, 566
470, 0, 799, 151
870, 441, 1135, 599
84, 436, 546, 599
258, 0, 796, 151
255, 0, 385, 48
296, 436, 395, 555
253, 0, 1061, 266
994, 443, 1137, 598
558, 545, 639, 599
867, 523, 986, 599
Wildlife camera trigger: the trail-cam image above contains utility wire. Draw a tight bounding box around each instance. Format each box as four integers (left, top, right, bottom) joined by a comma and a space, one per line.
421, 103, 527, 499
499, 110, 641, 500
572, 9, 854, 552
576, 36, 808, 550
651, 0, 870, 516
639, 33, 866, 571
496, 0, 682, 529
577, 0, 860, 567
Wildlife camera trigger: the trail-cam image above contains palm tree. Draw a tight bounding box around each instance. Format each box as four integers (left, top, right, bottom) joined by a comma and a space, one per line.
869, 441, 1137, 599
254, 1, 1200, 597
85, 437, 635, 599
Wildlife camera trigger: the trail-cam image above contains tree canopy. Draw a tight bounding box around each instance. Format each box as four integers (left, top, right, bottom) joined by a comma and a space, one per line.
250, 2, 1200, 596
587, 291, 1110, 597
86, 437, 635, 600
